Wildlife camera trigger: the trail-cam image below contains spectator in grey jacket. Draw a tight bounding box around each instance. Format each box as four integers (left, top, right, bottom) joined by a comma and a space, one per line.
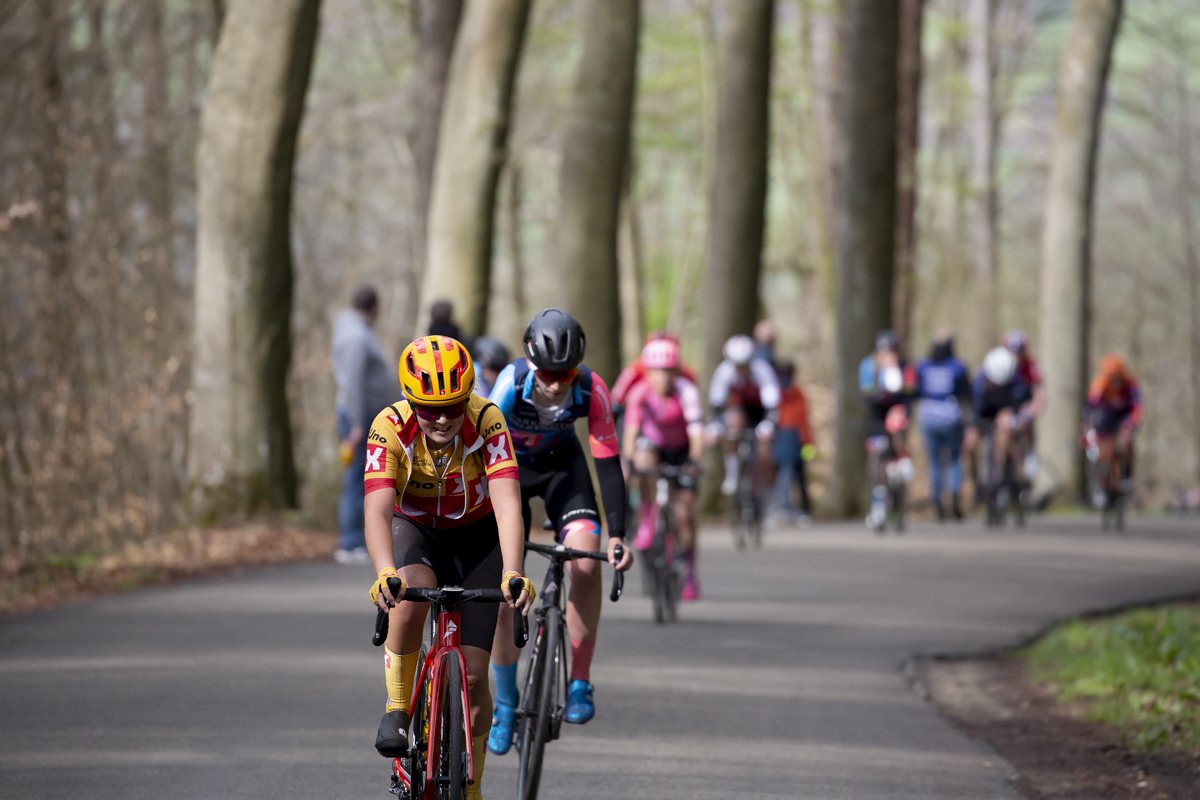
332, 286, 400, 563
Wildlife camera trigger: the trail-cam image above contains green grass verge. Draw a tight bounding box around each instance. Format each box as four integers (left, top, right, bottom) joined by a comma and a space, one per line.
1024, 604, 1200, 754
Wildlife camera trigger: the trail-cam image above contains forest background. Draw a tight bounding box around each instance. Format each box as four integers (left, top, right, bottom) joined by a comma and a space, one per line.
1, 0, 1197, 566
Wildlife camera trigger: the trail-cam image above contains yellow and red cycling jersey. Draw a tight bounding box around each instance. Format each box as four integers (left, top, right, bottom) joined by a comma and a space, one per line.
364, 394, 519, 528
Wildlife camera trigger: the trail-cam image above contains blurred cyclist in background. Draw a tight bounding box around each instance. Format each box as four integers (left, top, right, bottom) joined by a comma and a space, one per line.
965, 347, 1031, 495
708, 334, 781, 496
623, 337, 705, 598
915, 331, 970, 521
471, 336, 511, 398
1085, 354, 1141, 499
772, 360, 814, 525
611, 330, 697, 410
859, 330, 916, 528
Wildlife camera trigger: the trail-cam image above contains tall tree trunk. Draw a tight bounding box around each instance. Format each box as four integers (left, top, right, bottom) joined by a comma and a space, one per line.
421, 0, 531, 339
618, 163, 645, 364
554, 0, 640, 383
968, 0, 999, 344
141, 0, 175, 351
702, 0, 774, 390
408, 0, 463, 336
1173, 32, 1200, 488
829, 0, 900, 516
1035, 0, 1122, 500
188, 0, 321, 516
893, 0, 924, 347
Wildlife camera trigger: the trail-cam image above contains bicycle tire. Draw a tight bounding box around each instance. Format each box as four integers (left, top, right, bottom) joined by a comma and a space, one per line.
518, 607, 561, 800
516, 620, 546, 757
440, 655, 465, 800
407, 644, 429, 799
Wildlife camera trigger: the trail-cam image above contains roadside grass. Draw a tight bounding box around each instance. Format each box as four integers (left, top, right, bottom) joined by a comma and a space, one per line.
1024, 604, 1200, 754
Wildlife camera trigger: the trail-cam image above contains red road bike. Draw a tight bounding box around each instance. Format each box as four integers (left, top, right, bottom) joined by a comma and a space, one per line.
373, 577, 528, 800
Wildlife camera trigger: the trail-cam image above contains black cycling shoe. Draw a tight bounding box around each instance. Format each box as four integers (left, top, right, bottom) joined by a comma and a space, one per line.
375, 709, 411, 757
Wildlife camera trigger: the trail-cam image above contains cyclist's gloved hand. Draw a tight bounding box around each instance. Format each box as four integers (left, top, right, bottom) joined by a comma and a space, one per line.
370, 569, 403, 609
754, 419, 775, 441
502, 570, 535, 614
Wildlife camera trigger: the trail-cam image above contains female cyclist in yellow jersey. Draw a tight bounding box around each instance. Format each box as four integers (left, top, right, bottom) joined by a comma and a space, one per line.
365, 335, 533, 800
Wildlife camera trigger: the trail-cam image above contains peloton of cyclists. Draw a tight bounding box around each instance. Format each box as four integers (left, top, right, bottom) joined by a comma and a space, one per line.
485, 308, 634, 756
1085, 353, 1141, 504
859, 330, 917, 530
365, 335, 534, 800
622, 336, 705, 599
708, 334, 781, 497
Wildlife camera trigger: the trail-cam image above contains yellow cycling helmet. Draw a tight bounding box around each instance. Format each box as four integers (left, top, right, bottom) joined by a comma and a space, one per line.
399, 336, 476, 406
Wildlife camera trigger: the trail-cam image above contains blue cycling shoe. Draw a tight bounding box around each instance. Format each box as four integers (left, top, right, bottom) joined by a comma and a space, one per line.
564, 680, 595, 724
488, 701, 517, 755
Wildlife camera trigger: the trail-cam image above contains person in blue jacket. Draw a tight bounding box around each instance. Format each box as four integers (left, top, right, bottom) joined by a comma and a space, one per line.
915, 332, 971, 520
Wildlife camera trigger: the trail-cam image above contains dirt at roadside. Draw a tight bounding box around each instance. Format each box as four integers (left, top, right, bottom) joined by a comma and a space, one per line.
0, 524, 337, 618
925, 654, 1200, 800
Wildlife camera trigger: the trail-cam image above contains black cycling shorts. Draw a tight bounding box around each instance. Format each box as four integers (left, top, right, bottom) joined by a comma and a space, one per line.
1093, 406, 1132, 435
518, 442, 601, 542
391, 513, 502, 652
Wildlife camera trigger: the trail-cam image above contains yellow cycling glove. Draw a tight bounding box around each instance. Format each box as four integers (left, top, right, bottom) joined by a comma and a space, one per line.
370, 569, 403, 605
502, 570, 536, 604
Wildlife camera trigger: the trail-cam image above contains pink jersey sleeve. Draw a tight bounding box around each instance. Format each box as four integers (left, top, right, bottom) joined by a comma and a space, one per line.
610, 359, 644, 407
675, 376, 704, 435
623, 379, 648, 436
587, 373, 621, 459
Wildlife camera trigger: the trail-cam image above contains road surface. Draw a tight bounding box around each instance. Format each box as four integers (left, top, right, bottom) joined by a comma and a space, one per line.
3, 516, 1199, 799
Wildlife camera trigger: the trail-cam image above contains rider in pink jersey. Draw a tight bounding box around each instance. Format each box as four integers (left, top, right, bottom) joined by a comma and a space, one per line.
622, 339, 705, 599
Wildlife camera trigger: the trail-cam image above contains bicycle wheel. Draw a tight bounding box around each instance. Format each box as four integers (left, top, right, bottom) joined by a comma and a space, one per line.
407, 645, 429, 799
518, 607, 561, 800
890, 484, 905, 533
437, 655, 465, 800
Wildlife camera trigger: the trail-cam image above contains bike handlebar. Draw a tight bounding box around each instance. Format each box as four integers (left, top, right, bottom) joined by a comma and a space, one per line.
523, 541, 624, 602
372, 576, 528, 648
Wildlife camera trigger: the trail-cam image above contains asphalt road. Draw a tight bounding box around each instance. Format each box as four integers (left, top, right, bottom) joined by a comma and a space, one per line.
3, 516, 1200, 800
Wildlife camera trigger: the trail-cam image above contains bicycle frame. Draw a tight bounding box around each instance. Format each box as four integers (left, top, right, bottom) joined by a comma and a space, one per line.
406, 606, 474, 798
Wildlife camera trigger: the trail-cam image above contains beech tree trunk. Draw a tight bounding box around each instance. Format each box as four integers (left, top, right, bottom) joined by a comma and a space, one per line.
968, 0, 999, 344
188, 0, 321, 516
829, 0, 900, 516
702, 0, 774, 388
1035, 0, 1122, 500
893, 0, 924, 347
554, 0, 640, 383
141, 0, 176, 352
408, 0, 463, 330
421, 0, 531, 338
618, 164, 645, 364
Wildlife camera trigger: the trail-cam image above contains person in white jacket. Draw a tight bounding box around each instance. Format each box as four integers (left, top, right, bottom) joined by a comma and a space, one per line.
708, 334, 780, 496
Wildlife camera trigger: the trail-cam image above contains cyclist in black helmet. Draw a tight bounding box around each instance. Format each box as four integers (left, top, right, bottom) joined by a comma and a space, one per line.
483, 308, 633, 755
471, 335, 512, 398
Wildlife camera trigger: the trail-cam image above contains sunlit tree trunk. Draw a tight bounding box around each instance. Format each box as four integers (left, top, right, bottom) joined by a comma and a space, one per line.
702, 0, 774, 388
968, 0, 999, 344
421, 0, 531, 338
893, 0, 924, 347
554, 0, 640, 383
1035, 0, 1122, 500
189, 0, 321, 516
829, 0, 899, 517
618, 164, 645, 364
406, 0, 463, 338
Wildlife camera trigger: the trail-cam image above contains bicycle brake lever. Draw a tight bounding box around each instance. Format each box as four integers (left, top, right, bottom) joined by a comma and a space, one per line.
371, 577, 405, 647
508, 576, 529, 648
610, 542, 624, 602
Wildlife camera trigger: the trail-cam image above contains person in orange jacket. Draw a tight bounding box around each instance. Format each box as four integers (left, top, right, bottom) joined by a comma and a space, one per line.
772, 360, 814, 524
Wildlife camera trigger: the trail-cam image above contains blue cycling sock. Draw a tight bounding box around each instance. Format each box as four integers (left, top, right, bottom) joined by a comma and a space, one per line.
493, 662, 519, 708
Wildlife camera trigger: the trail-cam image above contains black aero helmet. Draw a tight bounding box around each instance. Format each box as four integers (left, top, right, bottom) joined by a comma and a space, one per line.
523, 308, 586, 371
471, 335, 511, 371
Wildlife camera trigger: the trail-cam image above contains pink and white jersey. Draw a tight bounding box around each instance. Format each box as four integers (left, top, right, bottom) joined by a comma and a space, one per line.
624, 376, 704, 451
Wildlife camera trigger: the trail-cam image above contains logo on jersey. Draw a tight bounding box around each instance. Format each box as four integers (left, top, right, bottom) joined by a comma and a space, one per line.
365, 446, 385, 472
486, 433, 511, 466
387, 414, 401, 426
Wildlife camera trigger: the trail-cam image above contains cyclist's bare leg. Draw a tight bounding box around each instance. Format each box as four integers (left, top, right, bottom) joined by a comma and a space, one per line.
963, 425, 981, 498
1097, 435, 1117, 492
673, 487, 697, 552
993, 409, 1015, 474
388, 563, 436, 654
562, 526, 602, 647
491, 606, 518, 669
463, 645, 493, 734
633, 446, 660, 502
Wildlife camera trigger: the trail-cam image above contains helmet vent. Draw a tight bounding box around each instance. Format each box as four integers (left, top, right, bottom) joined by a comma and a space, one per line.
436, 369, 446, 393
406, 353, 418, 377
431, 338, 440, 352
421, 372, 433, 394
449, 365, 460, 393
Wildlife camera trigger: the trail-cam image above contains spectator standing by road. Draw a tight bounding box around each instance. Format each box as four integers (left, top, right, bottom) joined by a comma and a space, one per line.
915, 332, 971, 521
427, 299, 464, 342
772, 360, 814, 525
331, 286, 400, 563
